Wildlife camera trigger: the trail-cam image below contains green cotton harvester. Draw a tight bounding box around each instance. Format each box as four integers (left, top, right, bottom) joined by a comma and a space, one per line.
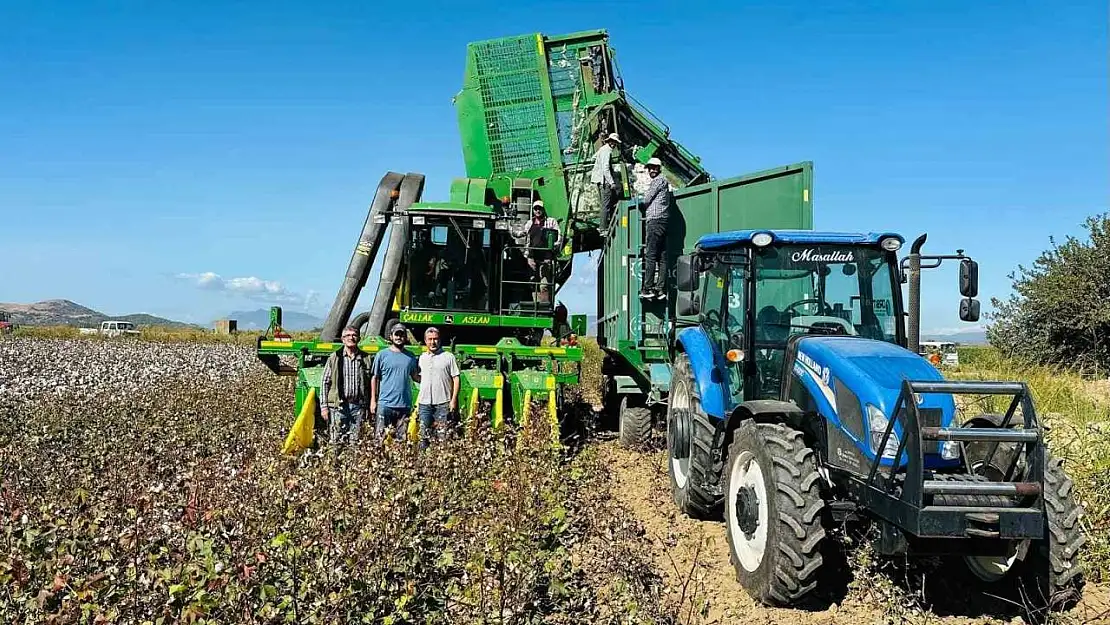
256, 29, 803, 444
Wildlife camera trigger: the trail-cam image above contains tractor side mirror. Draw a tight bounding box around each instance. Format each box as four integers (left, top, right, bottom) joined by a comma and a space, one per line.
677, 291, 700, 317
676, 255, 697, 291
959, 259, 979, 297
959, 298, 980, 322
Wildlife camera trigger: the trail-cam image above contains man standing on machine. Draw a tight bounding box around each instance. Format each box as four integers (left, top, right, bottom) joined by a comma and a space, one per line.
640, 157, 670, 300
591, 132, 621, 232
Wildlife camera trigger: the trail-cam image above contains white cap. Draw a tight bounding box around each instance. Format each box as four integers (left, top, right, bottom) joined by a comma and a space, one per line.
532, 199, 544, 208
646, 157, 663, 167
606, 132, 621, 143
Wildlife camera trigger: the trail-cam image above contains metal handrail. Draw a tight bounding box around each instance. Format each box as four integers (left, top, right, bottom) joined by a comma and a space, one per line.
499, 244, 571, 316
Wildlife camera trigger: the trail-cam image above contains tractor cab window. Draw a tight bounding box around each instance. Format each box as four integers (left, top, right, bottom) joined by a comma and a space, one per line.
700, 256, 747, 403
751, 244, 900, 397
408, 220, 493, 312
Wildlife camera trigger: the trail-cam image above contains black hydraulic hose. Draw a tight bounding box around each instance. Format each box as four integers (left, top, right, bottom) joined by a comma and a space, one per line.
349, 311, 371, 336
320, 172, 405, 342
366, 173, 425, 338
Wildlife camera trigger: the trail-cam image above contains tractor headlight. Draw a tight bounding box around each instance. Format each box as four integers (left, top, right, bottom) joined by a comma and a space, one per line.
412, 216, 425, 225
751, 232, 774, 247
880, 236, 902, 252
941, 440, 960, 460
867, 404, 901, 460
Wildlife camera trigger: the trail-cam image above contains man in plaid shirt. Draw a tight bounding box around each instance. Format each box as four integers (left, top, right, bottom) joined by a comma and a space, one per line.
320, 325, 374, 445
640, 157, 670, 300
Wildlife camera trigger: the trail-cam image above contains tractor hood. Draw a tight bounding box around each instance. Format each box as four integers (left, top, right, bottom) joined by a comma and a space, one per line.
792, 336, 957, 462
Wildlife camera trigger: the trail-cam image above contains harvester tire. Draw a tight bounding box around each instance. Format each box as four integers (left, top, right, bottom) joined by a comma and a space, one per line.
961, 415, 1085, 614
724, 421, 826, 607
667, 352, 722, 520
618, 396, 652, 448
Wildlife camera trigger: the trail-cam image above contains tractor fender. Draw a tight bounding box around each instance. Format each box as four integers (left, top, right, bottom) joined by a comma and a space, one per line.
728, 399, 805, 432
675, 327, 728, 419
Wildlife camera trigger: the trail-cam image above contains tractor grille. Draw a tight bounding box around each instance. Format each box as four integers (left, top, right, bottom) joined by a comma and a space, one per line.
898, 407, 943, 454
472, 35, 552, 173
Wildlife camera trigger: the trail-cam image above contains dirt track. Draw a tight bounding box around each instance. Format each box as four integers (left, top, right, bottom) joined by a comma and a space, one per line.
599, 441, 1110, 625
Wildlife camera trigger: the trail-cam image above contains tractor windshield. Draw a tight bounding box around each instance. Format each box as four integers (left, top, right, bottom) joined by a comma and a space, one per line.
750, 244, 901, 395
408, 221, 493, 312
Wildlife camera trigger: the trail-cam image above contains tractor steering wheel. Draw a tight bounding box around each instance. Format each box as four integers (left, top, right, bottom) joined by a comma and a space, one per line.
784, 298, 831, 318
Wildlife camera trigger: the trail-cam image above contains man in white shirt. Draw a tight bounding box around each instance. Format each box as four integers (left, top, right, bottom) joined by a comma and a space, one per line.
416, 326, 460, 449
590, 132, 621, 233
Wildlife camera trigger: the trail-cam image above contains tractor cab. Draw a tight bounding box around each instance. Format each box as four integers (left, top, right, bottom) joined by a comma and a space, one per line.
676, 230, 915, 402
389, 202, 571, 345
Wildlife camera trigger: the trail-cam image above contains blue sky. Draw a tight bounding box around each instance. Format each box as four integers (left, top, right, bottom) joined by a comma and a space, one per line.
1, 1, 1105, 335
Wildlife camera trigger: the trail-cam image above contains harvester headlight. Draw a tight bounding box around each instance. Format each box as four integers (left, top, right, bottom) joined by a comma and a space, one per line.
867, 404, 901, 460
880, 236, 903, 252
495, 221, 510, 230
751, 232, 774, 247
412, 216, 425, 225
472, 219, 486, 228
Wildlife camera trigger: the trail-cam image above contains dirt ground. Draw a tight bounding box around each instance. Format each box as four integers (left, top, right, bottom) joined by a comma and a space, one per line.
598, 440, 1110, 625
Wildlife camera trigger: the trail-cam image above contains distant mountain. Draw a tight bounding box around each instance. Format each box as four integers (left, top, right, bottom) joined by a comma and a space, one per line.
921, 328, 989, 345
0, 299, 191, 328
225, 309, 324, 332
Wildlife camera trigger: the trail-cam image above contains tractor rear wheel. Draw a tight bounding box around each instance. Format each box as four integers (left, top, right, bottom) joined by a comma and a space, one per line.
618, 395, 653, 448
961, 415, 1085, 613
724, 421, 827, 607
667, 352, 722, 519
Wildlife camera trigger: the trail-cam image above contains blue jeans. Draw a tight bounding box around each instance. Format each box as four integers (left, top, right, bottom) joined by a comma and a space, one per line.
375, 405, 410, 443
418, 402, 451, 449
329, 404, 366, 445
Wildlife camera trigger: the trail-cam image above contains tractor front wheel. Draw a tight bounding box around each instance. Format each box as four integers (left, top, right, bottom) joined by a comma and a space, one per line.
724, 421, 827, 607
961, 415, 1086, 614
667, 352, 722, 519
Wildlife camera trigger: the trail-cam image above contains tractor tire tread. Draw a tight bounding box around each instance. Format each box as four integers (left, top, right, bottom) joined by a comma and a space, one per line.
669, 353, 723, 520
1032, 455, 1085, 610
726, 421, 826, 607
619, 404, 653, 448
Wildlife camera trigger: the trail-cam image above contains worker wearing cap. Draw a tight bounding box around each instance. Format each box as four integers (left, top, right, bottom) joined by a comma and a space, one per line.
640, 157, 670, 300
590, 132, 621, 232
525, 200, 562, 303
370, 322, 421, 443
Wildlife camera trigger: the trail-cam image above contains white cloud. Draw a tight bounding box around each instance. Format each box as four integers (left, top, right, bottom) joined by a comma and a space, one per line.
176, 272, 319, 310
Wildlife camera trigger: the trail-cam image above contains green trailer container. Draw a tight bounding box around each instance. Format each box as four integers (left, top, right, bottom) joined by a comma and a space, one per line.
598, 162, 814, 419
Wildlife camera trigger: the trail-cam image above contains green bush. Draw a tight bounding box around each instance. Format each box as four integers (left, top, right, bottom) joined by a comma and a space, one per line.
987, 212, 1110, 375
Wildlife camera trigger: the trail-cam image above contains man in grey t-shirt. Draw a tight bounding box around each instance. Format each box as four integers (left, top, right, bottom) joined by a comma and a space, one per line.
416, 327, 459, 449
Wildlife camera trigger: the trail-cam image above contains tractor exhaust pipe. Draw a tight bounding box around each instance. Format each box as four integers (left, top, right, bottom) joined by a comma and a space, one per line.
906, 234, 927, 356
320, 172, 405, 342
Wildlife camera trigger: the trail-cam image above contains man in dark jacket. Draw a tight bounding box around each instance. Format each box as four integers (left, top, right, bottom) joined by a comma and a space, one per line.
320, 325, 373, 444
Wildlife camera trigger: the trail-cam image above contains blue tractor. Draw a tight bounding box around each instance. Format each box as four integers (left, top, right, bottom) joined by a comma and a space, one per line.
666, 230, 1085, 614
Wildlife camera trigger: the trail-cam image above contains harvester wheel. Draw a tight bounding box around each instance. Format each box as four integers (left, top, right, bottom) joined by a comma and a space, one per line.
667, 352, 722, 520
618, 396, 652, 448
960, 415, 1085, 614
724, 421, 826, 607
